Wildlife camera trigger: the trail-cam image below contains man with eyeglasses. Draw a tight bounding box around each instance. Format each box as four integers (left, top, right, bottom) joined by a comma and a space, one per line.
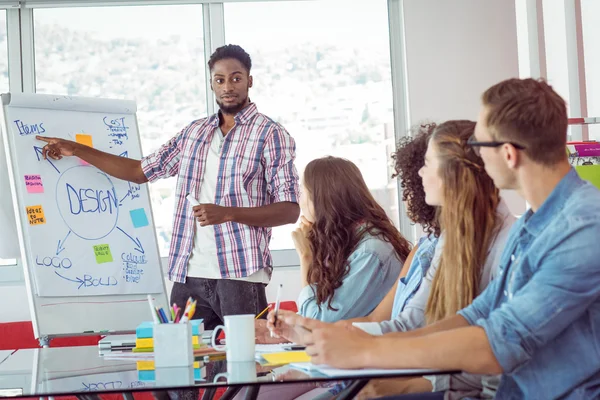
272, 78, 600, 399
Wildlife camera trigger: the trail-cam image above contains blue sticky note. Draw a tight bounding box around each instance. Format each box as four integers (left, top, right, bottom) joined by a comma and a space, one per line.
130, 208, 149, 228
136, 321, 154, 339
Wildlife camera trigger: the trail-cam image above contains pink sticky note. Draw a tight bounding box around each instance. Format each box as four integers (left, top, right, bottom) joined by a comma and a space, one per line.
24, 175, 44, 193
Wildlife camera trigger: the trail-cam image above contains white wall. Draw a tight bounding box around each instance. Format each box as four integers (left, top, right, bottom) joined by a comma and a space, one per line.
401, 0, 526, 216
403, 0, 519, 123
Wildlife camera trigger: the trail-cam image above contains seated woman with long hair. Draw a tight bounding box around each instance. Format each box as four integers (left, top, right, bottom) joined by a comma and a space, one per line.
270, 120, 516, 400
292, 156, 412, 321
341, 123, 441, 327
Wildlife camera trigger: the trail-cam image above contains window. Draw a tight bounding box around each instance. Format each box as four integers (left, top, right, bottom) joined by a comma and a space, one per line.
581, 0, 600, 140
0, 10, 7, 93
224, 0, 397, 250
34, 5, 206, 256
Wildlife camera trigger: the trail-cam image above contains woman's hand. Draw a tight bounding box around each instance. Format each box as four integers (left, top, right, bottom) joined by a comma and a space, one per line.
291, 216, 313, 260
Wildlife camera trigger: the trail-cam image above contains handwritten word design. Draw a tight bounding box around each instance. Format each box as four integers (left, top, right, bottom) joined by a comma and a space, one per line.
57, 167, 119, 240
67, 184, 118, 215
24, 174, 44, 193
26, 205, 46, 225
14, 120, 45, 136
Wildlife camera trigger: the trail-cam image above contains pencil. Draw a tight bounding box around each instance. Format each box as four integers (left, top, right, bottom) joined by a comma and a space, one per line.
255, 306, 270, 319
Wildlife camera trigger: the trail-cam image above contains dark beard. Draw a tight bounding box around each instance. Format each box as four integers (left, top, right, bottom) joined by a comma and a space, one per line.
216, 96, 249, 116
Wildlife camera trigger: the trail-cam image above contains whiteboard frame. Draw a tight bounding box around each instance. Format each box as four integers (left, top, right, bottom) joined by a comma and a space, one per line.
0, 92, 169, 342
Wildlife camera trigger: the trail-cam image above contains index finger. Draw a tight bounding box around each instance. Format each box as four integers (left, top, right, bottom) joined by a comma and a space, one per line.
35, 135, 53, 142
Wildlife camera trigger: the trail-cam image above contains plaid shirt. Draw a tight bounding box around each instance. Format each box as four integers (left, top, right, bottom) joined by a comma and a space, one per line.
141, 103, 300, 283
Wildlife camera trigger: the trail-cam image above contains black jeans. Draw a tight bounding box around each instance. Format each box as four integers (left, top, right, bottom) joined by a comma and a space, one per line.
170, 277, 268, 330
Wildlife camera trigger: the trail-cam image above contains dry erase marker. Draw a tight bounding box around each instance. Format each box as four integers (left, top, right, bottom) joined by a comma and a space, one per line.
186, 193, 200, 207
147, 295, 160, 324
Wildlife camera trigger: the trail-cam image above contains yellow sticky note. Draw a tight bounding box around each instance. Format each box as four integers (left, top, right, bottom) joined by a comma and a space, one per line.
76, 134, 94, 148
261, 351, 311, 365
26, 205, 46, 225
137, 360, 200, 371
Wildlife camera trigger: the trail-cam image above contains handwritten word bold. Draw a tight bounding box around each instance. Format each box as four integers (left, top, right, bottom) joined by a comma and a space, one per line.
79, 274, 118, 289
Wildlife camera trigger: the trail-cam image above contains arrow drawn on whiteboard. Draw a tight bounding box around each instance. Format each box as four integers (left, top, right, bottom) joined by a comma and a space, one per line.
119, 151, 129, 158
119, 189, 131, 205
54, 271, 84, 289
33, 146, 60, 174
56, 230, 71, 256
116, 227, 145, 254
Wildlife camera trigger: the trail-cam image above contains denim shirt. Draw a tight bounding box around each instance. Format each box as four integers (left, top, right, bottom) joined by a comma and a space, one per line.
459, 169, 600, 399
297, 231, 403, 322
391, 235, 440, 317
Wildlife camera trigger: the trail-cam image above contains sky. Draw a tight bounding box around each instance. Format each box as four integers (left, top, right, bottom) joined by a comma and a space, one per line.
32, 0, 391, 50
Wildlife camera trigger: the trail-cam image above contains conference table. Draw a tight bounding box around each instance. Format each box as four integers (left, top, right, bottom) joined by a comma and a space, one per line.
0, 346, 456, 399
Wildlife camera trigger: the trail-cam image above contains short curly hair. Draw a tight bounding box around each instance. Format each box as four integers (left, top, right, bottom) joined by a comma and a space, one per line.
392, 123, 440, 237
208, 44, 252, 73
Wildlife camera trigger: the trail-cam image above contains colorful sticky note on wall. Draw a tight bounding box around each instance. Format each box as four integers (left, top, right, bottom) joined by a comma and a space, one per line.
130, 208, 149, 228
76, 134, 93, 166
24, 175, 44, 193
75, 134, 94, 148
26, 205, 46, 225
93, 244, 114, 264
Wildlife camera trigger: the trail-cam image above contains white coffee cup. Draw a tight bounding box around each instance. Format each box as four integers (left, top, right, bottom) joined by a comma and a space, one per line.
211, 314, 255, 362
213, 361, 257, 384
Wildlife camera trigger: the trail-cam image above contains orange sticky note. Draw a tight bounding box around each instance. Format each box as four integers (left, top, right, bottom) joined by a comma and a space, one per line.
26, 205, 46, 225
76, 134, 93, 148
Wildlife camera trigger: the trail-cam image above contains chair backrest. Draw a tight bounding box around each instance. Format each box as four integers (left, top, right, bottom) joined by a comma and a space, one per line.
0, 321, 101, 350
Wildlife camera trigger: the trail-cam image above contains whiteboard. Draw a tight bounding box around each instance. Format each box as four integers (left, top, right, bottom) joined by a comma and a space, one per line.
1, 93, 168, 338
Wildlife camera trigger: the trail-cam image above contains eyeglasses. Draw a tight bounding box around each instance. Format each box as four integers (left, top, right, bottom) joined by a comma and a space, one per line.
467, 135, 526, 156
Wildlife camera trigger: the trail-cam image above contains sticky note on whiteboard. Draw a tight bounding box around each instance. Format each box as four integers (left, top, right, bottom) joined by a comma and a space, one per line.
26, 205, 46, 225
24, 175, 44, 193
130, 208, 149, 228
76, 134, 94, 148
93, 244, 113, 264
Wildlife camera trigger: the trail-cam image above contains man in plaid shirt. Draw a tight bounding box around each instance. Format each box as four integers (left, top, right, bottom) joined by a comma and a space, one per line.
38, 44, 300, 329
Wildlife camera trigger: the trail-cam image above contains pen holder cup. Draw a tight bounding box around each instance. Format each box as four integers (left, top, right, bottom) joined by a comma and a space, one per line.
154, 323, 194, 367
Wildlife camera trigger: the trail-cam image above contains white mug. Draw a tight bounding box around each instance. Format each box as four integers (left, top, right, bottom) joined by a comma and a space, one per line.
213, 361, 257, 384
211, 314, 255, 362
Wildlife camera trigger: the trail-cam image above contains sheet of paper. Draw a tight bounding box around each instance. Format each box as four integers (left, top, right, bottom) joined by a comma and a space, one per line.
261, 351, 311, 365
255, 343, 294, 353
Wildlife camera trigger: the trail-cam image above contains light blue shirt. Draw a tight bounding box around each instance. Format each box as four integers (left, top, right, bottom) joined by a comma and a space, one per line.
391, 235, 439, 318
297, 231, 403, 322
459, 169, 600, 399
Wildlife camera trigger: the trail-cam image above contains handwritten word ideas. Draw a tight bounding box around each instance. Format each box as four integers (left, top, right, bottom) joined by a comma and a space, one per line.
26, 205, 46, 225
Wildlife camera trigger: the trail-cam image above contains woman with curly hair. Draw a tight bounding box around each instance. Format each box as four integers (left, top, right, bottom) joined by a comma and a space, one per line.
292, 156, 412, 321
336, 123, 442, 326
